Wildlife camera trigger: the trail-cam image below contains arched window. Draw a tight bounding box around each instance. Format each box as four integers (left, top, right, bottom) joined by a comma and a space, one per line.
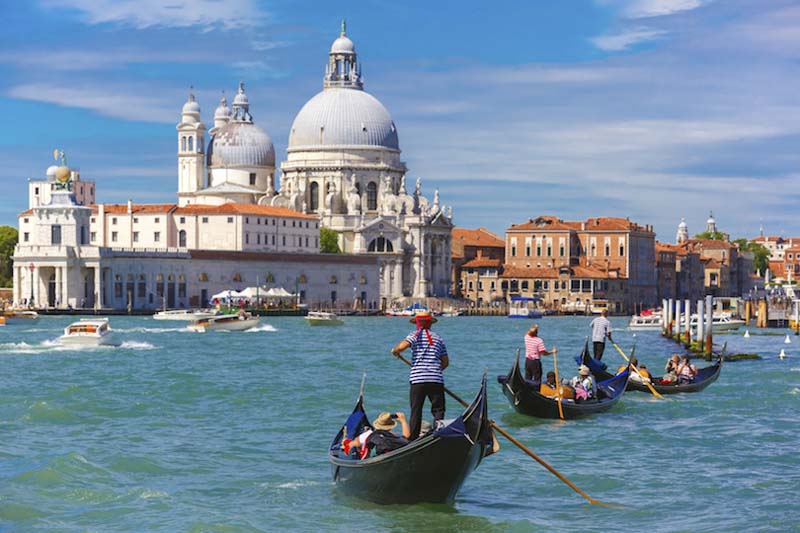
178, 230, 186, 247
309, 182, 319, 211
366, 182, 377, 211
330, 275, 338, 284
181, 136, 187, 151
188, 136, 194, 152
368, 237, 394, 252
355, 182, 361, 196
198, 272, 209, 282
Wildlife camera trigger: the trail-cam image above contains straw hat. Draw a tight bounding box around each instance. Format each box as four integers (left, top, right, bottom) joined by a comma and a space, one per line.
578, 365, 591, 376
409, 310, 437, 324
372, 412, 397, 431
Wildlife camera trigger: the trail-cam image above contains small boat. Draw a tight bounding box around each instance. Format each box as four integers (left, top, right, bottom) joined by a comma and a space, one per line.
59, 318, 115, 346
187, 312, 260, 332
508, 297, 544, 319
153, 309, 219, 321
305, 311, 344, 326
580, 345, 724, 395
498, 352, 629, 419
628, 314, 664, 330
385, 303, 429, 317
329, 375, 495, 504
690, 313, 745, 332
2, 310, 40, 324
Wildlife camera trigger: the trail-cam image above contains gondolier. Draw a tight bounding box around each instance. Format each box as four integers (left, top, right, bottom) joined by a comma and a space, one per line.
589, 310, 613, 360
392, 310, 449, 439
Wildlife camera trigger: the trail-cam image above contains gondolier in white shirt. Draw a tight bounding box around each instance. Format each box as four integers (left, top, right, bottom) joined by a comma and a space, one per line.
589, 309, 613, 360
392, 310, 449, 440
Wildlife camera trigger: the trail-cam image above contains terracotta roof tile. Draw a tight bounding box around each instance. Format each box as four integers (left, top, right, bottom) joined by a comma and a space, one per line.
174, 203, 317, 220
452, 228, 504, 248
500, 265, 559, 279
508, 215, 581, 231
461, 257, 502, 268
91, 203, 176, 214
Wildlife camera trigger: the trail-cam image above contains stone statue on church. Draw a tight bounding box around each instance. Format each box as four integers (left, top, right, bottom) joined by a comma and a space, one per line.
325, 180, 339, 214
346, 174, 361, 215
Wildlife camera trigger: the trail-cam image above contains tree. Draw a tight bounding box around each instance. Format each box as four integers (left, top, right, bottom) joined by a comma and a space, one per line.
0, 225, 18, 287
319, 227, 341, 254
733, 238, 770, 274
693, 231, 727, 241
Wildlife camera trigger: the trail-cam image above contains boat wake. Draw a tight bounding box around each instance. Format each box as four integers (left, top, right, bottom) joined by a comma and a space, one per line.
115, 326, 189, 333
244, 324, 278, 333
118, 340, 157, 350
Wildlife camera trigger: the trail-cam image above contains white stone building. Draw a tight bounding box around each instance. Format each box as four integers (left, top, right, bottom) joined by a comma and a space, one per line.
12, 23, 452, 310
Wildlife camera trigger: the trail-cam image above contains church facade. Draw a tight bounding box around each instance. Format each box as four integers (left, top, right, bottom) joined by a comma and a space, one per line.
11, 24, 452, 310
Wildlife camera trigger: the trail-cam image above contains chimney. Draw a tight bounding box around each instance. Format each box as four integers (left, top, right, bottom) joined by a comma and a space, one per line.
127, 199, 133, 214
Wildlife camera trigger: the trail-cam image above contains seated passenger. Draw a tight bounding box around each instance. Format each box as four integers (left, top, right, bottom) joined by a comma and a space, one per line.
349, 411, 411, 458
570, 365, 596, 401
540, 371, 576, 400
676, 356, 697, 384
619, 358, 651, 384
661, 355, 681, 384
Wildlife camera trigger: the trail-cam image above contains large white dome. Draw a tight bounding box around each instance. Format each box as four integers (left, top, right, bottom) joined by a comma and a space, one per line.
208, 121, 275, 168
288, 88, 399, 151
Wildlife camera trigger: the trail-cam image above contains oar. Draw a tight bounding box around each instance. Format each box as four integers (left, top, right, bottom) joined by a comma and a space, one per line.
551, 346, 565, 420
392, 352, 619, 508
611, 341, 664, 399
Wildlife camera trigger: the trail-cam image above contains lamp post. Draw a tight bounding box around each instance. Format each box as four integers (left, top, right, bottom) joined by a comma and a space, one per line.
28, 263, 35, 308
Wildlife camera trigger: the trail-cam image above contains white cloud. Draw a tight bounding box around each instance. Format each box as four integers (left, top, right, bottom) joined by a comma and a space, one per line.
7, 83, 176, 123
0, 49, 210, 71
591, 27, 668, 50
42, 0, 265, 30
597, 0, 707, 19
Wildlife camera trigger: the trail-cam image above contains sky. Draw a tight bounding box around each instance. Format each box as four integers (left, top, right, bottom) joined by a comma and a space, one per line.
1, 0, 799, 241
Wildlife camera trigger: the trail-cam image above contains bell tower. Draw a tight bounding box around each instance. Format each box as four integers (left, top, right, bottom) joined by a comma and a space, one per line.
177, 88, 206, 205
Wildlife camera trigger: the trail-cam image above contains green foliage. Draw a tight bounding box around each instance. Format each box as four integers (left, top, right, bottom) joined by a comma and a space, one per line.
693, 231, 727, 241
319, 227, 341, 254
733, 238, 770, 273
0, 225, 18, 287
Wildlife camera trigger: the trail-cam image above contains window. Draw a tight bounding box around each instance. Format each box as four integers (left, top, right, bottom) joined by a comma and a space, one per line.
181, 136, 187, 151
571, 279, 581, 291
560, 246, 565, 256
526, 245, 531, 256
188, 136, 193, 151
366, 182, 378, 210
468, 281, 474, 291
536, 245, 542, 256
180, 217, 185, 224
305, 236, 309, 247
605, 244, 610, 256
154, 232, 160, 242
619, 244, 625, 256
23, 218, 29, 223
257, 234, 261, 245
23, 232, 29, 242
249, 173, 256, 186
511, 246, 516, 257
245, 233, 250, 244
282, 235, 286, 246
292, 220, 296, 227
227, 217, 233, 223
133, 232, 139, 242
178, 230, 186, 247
90, 217, 95, 223
368, 237, 393, 252
272, 235, 276, 245
543, 281, 549, 290
112, 217, 117, 225
330, 275, 338, 284
245, 217, 249, 224
155, 217, 160, 223
90, 232, 95, 242
202, 217, 208, 223
178, 275, 186, 298
111, 231, 118, 242
199, 272, 209, 282
272, 219, 276, 226
283, 220, 286, 227
257, 218, 261, 225
34, 187, 39, 195
310, 182, 319, 211
521, 281, 529, 290
133, 217, 138, 223
546, 245, 552, 257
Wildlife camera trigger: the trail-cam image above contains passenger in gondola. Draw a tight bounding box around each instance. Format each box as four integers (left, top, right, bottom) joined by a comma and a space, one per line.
348, 412, 411, 458
617, 358, 651, 384
523, 324, 554, 385
661, 354, 681, 384
676, 356, 697, 384
392, 311, 449, 440
570, 365, 596, 401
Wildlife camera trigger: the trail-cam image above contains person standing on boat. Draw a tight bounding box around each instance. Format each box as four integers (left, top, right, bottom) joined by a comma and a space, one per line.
392, 310, 449, 439
523, 324, 553, 385
589, 309, 613, 360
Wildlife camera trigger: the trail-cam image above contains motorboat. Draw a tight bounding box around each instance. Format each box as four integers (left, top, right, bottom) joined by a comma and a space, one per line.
2, 310, 39, 324
59, 318, 115, 346
628, 314, 664, 330
187, 312, 260, 332
508, 297, 543, 319
385, 303, 429, 317
305, 311, 344, 326
153, 309, 219, 321
690, 313, 745, 332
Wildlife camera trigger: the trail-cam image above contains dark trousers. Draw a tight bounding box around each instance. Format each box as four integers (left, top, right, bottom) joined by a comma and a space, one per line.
593, 341, 606, 360
409, 382, 445, 439
524, 358, 542, 384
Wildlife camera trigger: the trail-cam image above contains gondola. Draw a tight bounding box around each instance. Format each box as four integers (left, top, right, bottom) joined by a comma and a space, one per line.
328, 375, 495, 504
579, 343, 724, 395
497, 352, 630, 419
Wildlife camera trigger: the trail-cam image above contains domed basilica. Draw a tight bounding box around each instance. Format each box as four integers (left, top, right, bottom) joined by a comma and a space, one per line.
177, 23, 453, 300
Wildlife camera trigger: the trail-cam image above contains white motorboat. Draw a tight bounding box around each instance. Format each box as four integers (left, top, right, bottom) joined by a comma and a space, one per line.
385, 303, 429, 317
508, 297, 543, 319
628, 314, 664, 330
153, 309, 219, 321
690, 313, 745, 332
2, 310, 39, 324
59, 318, 115, 346
187, 312, 260, 332
305, 311, 344, 326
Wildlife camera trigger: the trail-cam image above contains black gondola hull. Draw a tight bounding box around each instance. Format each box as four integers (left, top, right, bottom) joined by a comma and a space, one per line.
498, 354, 628, 419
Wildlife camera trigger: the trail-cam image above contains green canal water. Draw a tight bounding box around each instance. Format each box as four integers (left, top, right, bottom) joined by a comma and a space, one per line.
0, 315, 797, 531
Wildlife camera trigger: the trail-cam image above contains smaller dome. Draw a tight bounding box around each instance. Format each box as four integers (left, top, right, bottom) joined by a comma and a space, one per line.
46, 165, 58, 177
331, 35, 355, 54
182, 90, 200, 116
214, 95, 230, 119
233, 82, 249, 107
207, 122, 275, 169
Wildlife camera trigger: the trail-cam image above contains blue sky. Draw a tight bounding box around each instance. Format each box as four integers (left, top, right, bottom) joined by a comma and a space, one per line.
2, 0, 799, 240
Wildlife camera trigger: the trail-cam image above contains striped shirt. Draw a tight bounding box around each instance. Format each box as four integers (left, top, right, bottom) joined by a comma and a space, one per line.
524, 335, 546, 360
406, 329, 448, 384
590, 316, 612, 343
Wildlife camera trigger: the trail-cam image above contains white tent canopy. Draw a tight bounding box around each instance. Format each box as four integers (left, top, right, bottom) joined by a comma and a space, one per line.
237, 286, 269, 299
265, 287, 293, 298
210, 289, 241, 301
